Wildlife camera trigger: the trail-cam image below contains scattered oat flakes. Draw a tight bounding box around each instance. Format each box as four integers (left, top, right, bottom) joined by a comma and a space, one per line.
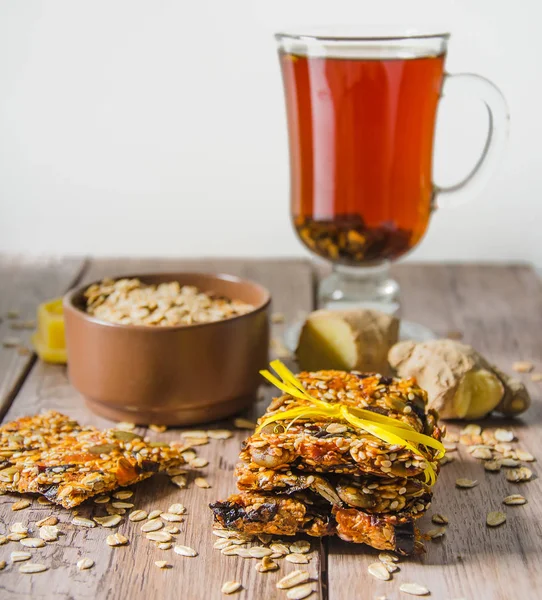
37, 497, 52, 506
503, 494, 527, 505
168, 503, 186, 515
129, 510, 148, 522
77, 557, 95, 570
208, 429, 233, 440
378, 552, 399, 564
487, 511, 506, 527
190, 457, 209, 468
155, 560, 169, 569
368, 561, 391, 581
506, 467, 532, 482
271, 337, 292, 359
171, 475, 188, 489
161, 513, 183, 523
173, 544, 197, 557
195, 477, 211, 488
8, 533, 27, 541
249, 546, 273, 558
19, 563, 48, 574
94, 515, 122, 528
221, 545, 241, 556
112, 501, 134, 509
116, 422, 136, 431
277, 570, 310, 590
400, 582, 430, 596
256, 555, 279, 572
471, 447, 493, 460
484, 460, 501, 472
148, 510, 163, 520
286, 583, 314, 600
426, 527, 446, 539
158, 542, 172, 550
431, 514, 448, 525
106, 533, 128, 546
113, 490, 134, 500
2, 337, 21, 348
106, 505, 126, 516
17, 345, 32, 356
149, 424, 167, 433
286, 553, 309, 564
512, 361, 534, 373
461, 423, 482, 436
20, 537, 45, 548
257, 533, 272, 544
221, 581, 242, 594
146, 531, 172, 543
439, 454, 454, 466
290, 540, 311, 554
72, 516, 96, 528
233, 418, 256, 430
93, 495, 111, 504
11, 551, 31, 562
12, 499, 31, 511
495, 429, 514, 443
186, 437, 209, 447
443, 441, 457, 452
39, 526, 59, 542
455, 478, 478, 489
181, 430, 207, 438
516, 449, 535, 462
11, 522, 28, 534
165, 526, 180, 534
141, 519, 163, 533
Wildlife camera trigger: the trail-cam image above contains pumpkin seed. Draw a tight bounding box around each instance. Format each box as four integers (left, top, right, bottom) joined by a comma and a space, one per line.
89, 444, 116, 454
112, 430, 141, 441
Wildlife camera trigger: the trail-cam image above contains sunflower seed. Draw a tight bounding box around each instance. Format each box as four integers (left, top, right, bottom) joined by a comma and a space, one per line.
168, 503, 186, 515
146, 532, 172, 543
174, 544, 198, 557
129, 510, 148, 522
36, 515, 58, 528
516, 450, 535, 462
72, 516, 96, 528
12, 499, 31, 511
471, 447, 493, 460
277, 570, 310, 590
290, 540, 311, 554
161, 513, 183, 523
455, 478, 478, 489
233, 418, 256, 429
94, 515, 123, 528
190, 457, 209, 468
484, 460, 502, 472
113, 490, 134, 500
155, 560, 169, 569
77, 558, 95, 570
171, 475, 187, 489
106, 533, 128, 546
149, 424, 167, 433
8, 533, 27, 541
506, 467, 533, 482
378, 552, 399, 564
158, 542, 172, 550
93, 495, 111, 504
221, 581, 242, 594
400, 582, 430, 596
368, 561, 391, 581
19, 537, 45, 549
431, 514, 448, 525
286, 583, 314, 600
286, 553, 309, 564
141, 519, 163, 532
11, 551, 31, 562
487, 511, 506, 527
426, 527, 446, 539
503, 494, 527, 505
495, 429, 514, 442
460, 424, 481, 436
148, 510, 163, 520
165, 526, 180, 534
19, 563, 48, 574
248, 546, 272, 558
10, 522, 28, 534
256, 556, 279, 572
512, 361, 533, 373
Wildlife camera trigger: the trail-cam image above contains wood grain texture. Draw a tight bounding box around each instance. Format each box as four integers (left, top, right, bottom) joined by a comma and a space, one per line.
327, 264, 542, 600
0, 255, 86, 419
0, 258, 320, 600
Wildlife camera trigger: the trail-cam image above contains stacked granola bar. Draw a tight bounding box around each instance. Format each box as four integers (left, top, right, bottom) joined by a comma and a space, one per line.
211, 369, 443, 555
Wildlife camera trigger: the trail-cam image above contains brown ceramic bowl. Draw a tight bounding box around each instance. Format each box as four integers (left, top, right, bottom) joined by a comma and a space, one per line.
63, 273, 270, 425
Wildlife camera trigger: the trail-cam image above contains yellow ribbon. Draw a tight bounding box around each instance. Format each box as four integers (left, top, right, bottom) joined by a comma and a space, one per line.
258, 360, 445, 486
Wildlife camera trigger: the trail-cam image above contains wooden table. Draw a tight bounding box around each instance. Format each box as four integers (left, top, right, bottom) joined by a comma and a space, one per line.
0, 256, 541, 600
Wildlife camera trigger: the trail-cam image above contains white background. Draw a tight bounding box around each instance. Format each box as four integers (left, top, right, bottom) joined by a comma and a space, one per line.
0, 0, 540, 264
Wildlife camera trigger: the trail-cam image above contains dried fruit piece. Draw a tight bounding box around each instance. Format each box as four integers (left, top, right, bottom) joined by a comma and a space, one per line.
399, 582, 430, 596
277, 570, 311, 590
503, 494, 527, 506
174, 544, 198, 557
255, 556, 279, 573
77, 558, 95, 570
487, 511, 506, 527
368, 561, 391, 581
221, 581, 242, 594
455, 478, 478, 489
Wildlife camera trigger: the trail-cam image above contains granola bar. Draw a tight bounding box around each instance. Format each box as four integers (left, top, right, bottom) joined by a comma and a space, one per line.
0, 411, 184, 508
210, 492, 419, 555
244, 371, 442, 478
235, 461, 432, 515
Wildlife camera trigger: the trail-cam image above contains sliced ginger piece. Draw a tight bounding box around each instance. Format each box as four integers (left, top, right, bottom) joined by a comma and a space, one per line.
296, 309, 399, 374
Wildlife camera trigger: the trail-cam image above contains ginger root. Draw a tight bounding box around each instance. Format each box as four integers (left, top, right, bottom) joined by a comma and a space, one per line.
388, 340, 530, 419
295, 309, 399, 374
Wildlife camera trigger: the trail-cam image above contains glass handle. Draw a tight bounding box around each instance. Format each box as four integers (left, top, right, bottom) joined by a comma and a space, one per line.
434, 73, 510, 208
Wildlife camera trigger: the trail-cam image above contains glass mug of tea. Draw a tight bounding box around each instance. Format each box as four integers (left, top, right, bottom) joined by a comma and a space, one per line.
276, 29, 508, 312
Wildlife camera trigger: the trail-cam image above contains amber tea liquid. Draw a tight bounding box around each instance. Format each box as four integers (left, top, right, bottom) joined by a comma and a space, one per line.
280, 52, 445, 264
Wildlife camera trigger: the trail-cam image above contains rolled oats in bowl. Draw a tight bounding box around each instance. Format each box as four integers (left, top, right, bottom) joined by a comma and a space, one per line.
84, 278, 255, 326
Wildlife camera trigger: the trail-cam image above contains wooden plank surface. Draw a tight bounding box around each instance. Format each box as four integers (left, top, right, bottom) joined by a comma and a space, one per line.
0, 259, 320, 600
0, 255, 86, 419
327, 264, 542, 600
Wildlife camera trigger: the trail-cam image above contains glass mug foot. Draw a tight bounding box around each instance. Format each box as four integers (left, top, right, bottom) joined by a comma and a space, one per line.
318, 262, 400, 314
